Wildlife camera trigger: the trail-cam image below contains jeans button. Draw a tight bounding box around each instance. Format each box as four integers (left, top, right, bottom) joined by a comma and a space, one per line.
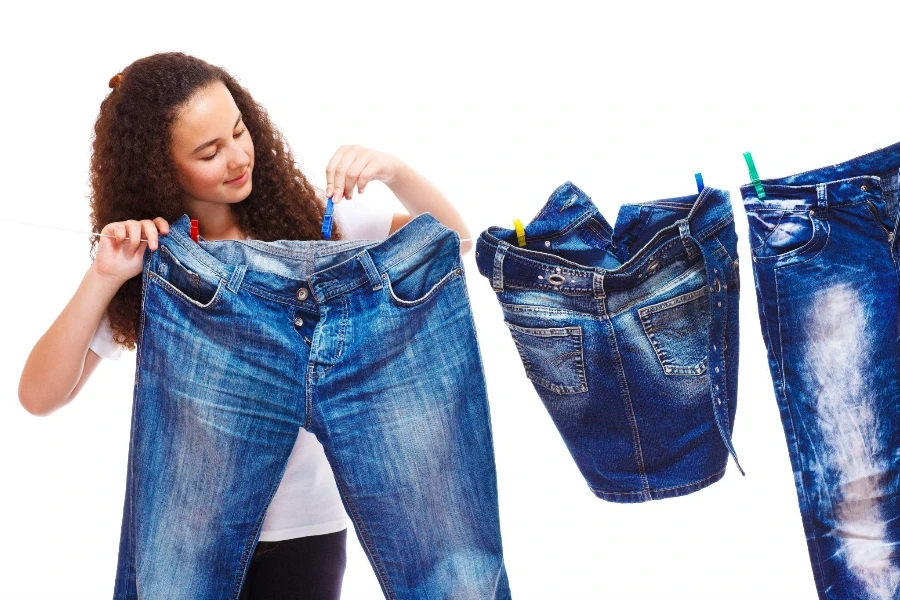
297, 287, 309, 301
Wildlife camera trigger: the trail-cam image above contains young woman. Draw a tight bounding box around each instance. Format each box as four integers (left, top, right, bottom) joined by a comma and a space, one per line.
17, 51, 471, 600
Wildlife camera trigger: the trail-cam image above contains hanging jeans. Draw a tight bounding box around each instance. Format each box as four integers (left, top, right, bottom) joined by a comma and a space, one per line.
475, 182, 743, 503
741, 142, 900, 600
112, 213, 510, 600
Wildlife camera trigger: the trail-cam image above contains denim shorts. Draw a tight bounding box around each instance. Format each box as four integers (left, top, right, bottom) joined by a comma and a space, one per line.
741, 142, 900, 599
476, 182, 743, 502
113, 213, 510, 600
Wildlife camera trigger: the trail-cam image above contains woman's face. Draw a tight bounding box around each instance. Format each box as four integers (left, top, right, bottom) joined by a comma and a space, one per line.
170, 80, 255, 208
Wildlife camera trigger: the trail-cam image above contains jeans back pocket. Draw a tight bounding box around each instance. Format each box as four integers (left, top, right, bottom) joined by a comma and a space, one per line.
503, 320, 588, 395
638, 287, 709, 376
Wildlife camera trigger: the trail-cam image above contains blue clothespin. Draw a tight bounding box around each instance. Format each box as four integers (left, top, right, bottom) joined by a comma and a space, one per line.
322, 196, 335, 239
695, 173, 704, 193
743, 152, 766, 199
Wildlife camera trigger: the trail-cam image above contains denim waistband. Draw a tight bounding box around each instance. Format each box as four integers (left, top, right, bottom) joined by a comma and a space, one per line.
739, 140, 900, 207
160, 212, 455, 304
475, 182, 734, 295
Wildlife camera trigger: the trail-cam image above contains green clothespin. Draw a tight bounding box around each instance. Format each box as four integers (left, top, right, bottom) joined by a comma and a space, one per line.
743, 152, 766, 199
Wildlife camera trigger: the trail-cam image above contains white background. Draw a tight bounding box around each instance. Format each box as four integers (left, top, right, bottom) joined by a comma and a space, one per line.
2, 1, 897, 598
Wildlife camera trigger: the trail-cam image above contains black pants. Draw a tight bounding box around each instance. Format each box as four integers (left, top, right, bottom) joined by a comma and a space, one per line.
238, 529, 347, 600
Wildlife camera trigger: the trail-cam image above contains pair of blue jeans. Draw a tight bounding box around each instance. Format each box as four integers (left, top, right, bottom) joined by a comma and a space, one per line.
475, 182, 743, 502
113, 213, 510, 599
742, 142, 900, 600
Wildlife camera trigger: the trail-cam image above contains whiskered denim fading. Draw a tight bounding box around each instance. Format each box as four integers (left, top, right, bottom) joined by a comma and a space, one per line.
113, 213, 510, 600
742, 142, 900, 600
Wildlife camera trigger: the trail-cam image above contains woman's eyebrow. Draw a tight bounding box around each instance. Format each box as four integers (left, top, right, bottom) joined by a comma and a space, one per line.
192, 113, 243, 154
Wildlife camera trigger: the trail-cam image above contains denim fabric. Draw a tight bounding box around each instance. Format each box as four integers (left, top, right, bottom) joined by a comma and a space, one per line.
475, 182, 743, 503
741, 142, 900, 600
113, 213, 510, 600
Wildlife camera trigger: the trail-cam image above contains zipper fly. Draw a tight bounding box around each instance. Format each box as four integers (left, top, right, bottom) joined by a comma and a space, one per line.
866, 200, 895, 243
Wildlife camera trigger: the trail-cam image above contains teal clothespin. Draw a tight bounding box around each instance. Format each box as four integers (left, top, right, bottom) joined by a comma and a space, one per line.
322, 196, 335, 239
695, 173, 704, 193
743, 152, 766, 199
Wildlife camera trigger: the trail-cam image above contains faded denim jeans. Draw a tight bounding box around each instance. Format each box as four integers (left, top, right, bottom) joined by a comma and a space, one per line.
742, 142, 900, 600
476, 182, 743, 502
113, 213, 511, 600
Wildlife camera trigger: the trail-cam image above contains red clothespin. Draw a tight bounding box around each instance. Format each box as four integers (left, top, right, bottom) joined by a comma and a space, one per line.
190, 219, 200, 243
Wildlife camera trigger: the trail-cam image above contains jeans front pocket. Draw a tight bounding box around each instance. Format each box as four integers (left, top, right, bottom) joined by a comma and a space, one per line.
503, 320, 588, 394
638, 287, 709, 376
150, 244, 226, 310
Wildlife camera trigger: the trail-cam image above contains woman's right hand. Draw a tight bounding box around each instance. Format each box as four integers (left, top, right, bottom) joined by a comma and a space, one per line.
91, 218, 170, 283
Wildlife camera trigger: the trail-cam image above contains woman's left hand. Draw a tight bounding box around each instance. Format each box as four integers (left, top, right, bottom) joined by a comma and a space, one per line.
325, 145, 404, 203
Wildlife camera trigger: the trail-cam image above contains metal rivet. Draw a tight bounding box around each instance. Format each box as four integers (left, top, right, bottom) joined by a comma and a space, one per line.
714, 384, 720, 391
861, 184, 868, 192
547, 274, 566, 285
476, 252, 480, 257
809, 209, 815, 216
296, 288, 308, 301
715, 366, 720, 373
545, 240, 551, 247
294, 316, 304, 327
717, 301, 722, 307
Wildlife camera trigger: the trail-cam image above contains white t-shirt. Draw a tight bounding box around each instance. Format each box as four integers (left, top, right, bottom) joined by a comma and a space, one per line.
90, 198, 395, 541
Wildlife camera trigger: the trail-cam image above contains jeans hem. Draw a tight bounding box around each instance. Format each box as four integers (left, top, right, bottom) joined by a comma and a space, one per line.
589, 465, 727, 503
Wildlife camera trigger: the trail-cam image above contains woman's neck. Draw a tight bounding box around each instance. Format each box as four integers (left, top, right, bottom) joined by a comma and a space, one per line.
186, 203, 246, 240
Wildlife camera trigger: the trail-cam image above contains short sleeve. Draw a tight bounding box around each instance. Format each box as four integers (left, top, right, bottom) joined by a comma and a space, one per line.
89, 311, 124, 360
314, 186, 396, 241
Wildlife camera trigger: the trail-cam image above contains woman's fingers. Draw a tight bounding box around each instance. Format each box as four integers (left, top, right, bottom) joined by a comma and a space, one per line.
125, 220, 143, 253
142, 220, 159, 251
325, 145, 348, 201
153, 216, 170, 237
356, 159, 381, 195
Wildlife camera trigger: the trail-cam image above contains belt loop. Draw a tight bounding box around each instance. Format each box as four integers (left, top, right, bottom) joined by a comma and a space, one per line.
492, 243, 509, 292
357, 249, 383, 291
816, 183, 828, 220
592, 270, 605, 299
227, 264, 247, 294
678, 220, 699, 260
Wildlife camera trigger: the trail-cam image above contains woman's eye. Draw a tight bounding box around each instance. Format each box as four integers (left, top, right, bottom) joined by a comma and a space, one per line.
201, 130, 244, 161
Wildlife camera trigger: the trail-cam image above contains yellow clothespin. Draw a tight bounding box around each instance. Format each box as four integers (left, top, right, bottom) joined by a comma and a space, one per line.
513, 219, 526, 247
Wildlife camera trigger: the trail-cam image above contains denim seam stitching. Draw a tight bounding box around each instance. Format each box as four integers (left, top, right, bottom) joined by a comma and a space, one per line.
506, 325, 588, 394
605, 318, 651, 496
589, 466, 726, 496
606, 263, 706, 319
383, 267, 463, 308
695, 214, 735, 243
230, 452, 298, 600
318, 229, 446, 300
756, 217, 831, 267
773, 263, 828, 588
327, 452, 397, 600
124, 258, 150, 595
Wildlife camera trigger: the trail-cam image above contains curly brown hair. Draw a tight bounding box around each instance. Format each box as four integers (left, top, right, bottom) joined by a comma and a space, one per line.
89, 52, 341, 351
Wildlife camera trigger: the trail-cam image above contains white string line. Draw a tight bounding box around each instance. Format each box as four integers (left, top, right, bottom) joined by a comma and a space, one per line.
0, 217, 474, 243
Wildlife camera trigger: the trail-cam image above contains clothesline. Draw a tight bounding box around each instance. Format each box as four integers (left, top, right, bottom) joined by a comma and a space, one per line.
0, 217, 474, 243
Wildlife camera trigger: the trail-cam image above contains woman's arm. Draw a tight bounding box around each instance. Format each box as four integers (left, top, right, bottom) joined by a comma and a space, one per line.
326, 146, 473, 255
18, 218, 168, 416
18, 267, 122, 416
